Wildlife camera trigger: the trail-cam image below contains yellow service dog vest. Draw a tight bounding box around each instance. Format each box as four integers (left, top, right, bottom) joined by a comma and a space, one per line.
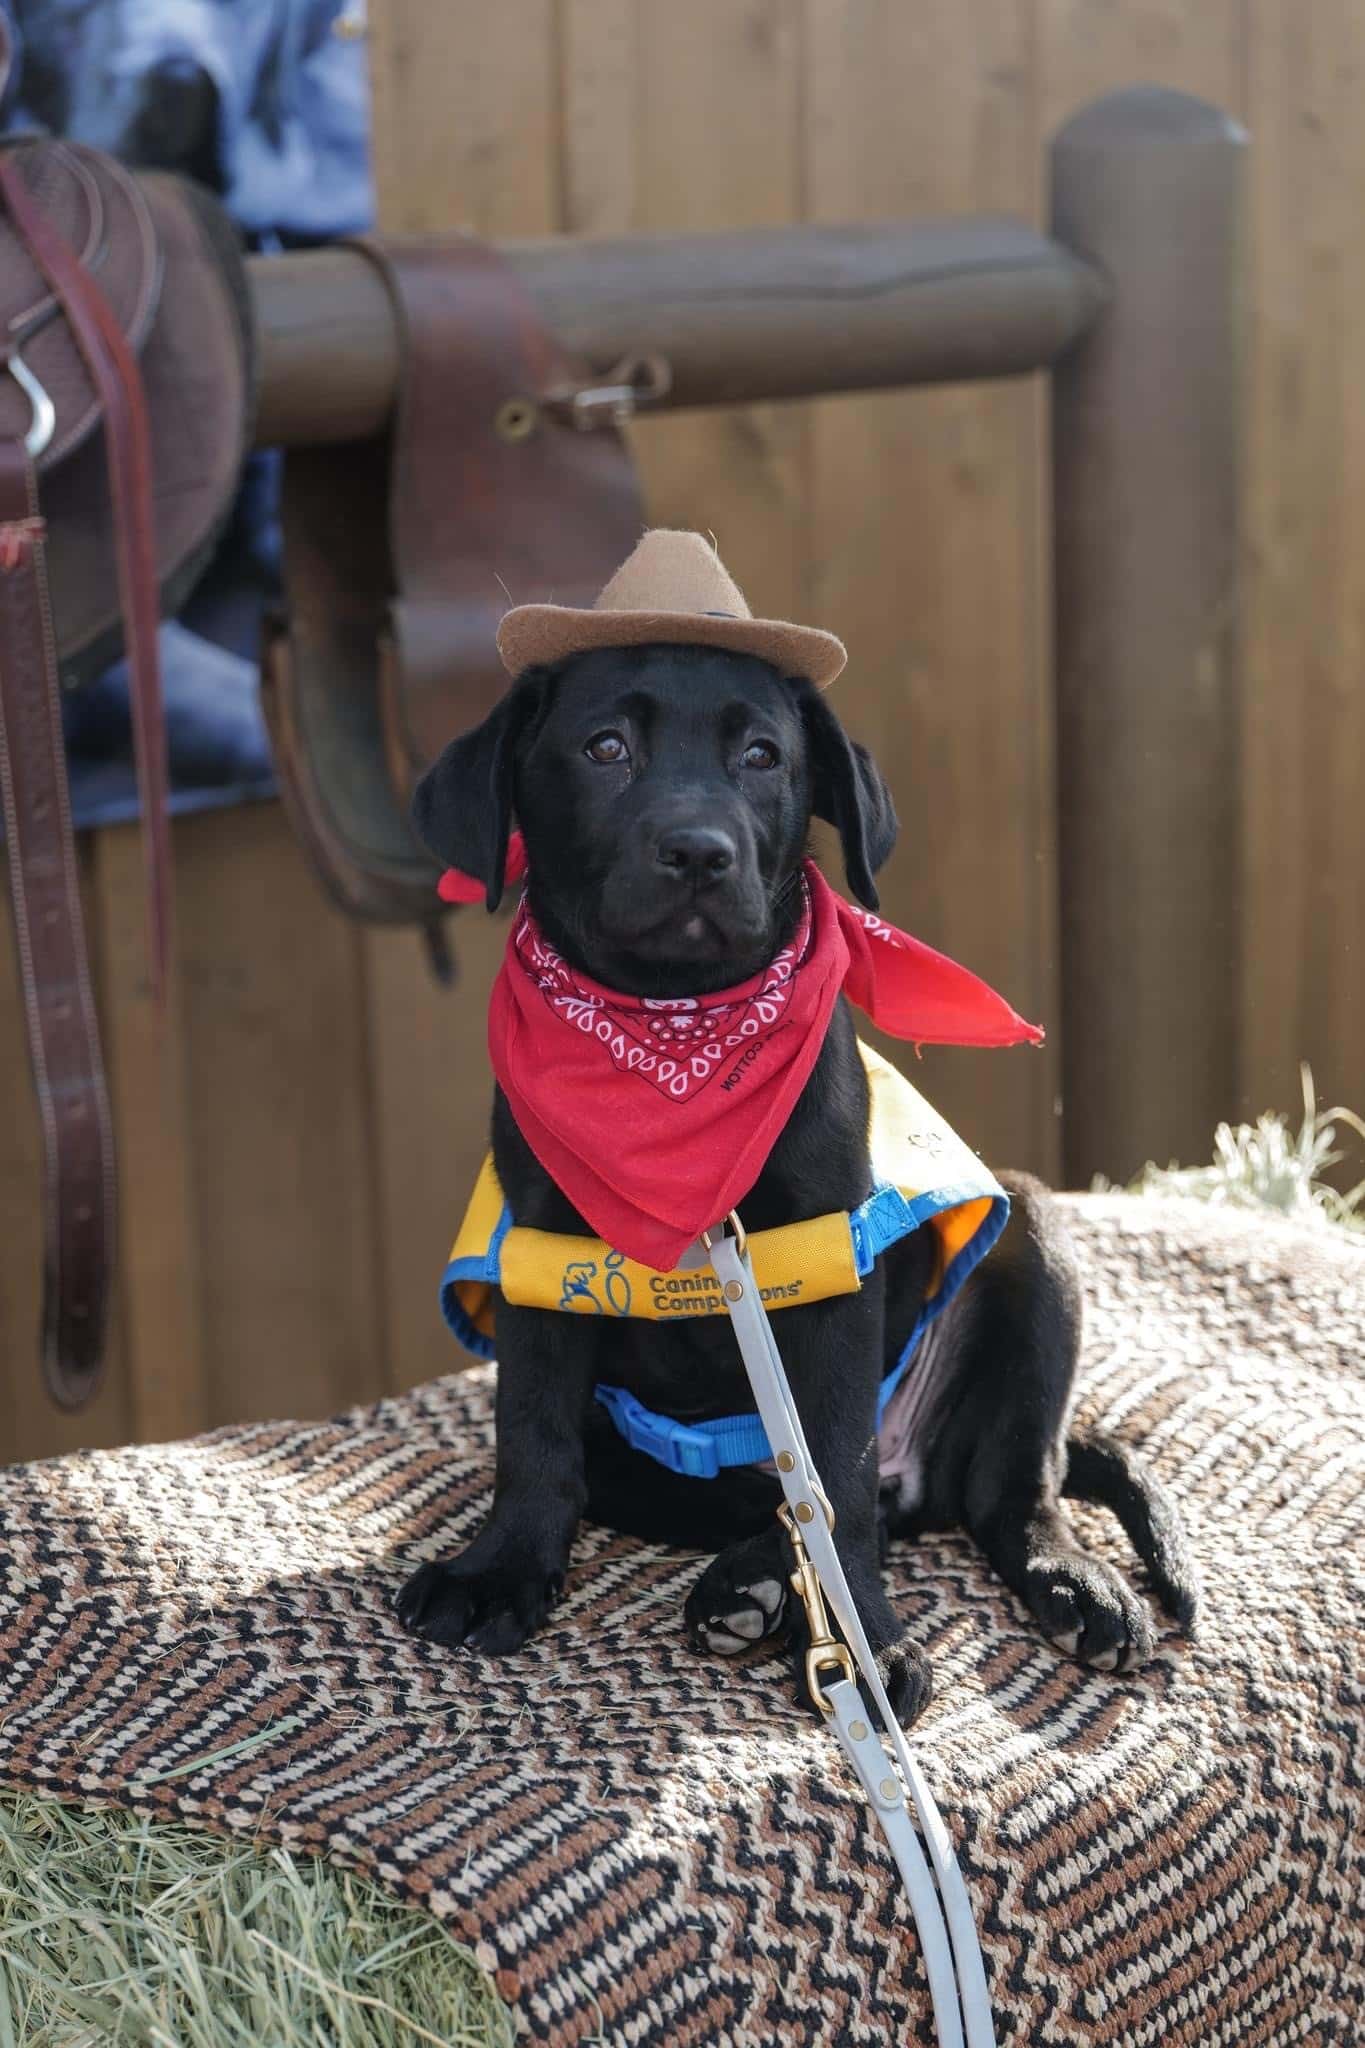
442, 1042, 1007, 1477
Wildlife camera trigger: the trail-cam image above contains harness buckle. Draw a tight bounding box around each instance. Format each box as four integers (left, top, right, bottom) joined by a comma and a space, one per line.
608, 1386, 722, 1479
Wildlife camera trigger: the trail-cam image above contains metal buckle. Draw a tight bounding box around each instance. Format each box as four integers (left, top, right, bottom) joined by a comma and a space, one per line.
618, 1393, 720, 1480
700, 1209, 749, 1261
541, 352, 673, 432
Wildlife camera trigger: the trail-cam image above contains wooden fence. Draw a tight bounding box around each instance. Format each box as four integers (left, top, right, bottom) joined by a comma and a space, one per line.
2, 1, 1361, 1462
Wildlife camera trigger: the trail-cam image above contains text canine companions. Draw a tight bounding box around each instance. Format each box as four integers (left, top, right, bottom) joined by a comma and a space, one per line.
394, 530, 1197, 1725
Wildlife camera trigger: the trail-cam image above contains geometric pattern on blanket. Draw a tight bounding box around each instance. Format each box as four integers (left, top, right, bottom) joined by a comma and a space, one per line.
0, 1195, 1361, 2047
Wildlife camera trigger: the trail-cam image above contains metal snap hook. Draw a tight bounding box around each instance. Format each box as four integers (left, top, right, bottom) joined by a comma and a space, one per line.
5, 351, 55, 459
541, 353, 673, 432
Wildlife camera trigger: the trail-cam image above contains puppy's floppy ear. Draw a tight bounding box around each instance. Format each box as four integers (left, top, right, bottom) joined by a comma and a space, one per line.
411, 668, 551, 910
797, 682, 898, 911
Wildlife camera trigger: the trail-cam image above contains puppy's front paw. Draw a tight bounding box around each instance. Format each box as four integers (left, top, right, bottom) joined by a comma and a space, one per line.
786, 1604, 933, 1730
837, 1631, 932, 1729
685, 1531, 789, 1656
394, 1553, 563, 1654
687, 1530, 933, 1728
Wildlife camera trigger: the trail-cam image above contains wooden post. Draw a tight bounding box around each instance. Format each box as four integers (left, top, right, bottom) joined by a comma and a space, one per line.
1051, 87, 1245, 1186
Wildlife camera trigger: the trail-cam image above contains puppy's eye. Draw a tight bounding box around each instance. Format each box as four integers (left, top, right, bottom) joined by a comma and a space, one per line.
585, 730, 629, 765
741, 740, 780, 771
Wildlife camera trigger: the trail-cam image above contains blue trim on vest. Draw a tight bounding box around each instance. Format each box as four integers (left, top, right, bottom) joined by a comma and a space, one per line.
875, 1183, 1009, 1419
439, 1201, 515, 1362
439, 1181, 1010, 1476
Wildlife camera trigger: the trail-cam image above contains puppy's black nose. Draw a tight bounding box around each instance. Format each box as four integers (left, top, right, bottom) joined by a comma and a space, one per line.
654, 826, 736, 882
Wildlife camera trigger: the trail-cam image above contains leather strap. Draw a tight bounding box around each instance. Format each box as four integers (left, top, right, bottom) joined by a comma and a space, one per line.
704, 1222, 997, 2048
265, 233, 642, 931
0, 449, 115, 1407
371, 235, 644, 783
0, 154, 171, 1408
262, 430, 440, 924
0, 152, 170, 991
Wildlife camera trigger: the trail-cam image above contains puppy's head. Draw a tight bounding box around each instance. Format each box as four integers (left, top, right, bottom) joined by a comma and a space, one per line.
413, 643, 896, 992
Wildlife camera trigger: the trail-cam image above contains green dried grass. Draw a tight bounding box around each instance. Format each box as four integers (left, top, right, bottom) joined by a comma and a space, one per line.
1100, 1064, 1365, 1231
0, 1793, 514, 2048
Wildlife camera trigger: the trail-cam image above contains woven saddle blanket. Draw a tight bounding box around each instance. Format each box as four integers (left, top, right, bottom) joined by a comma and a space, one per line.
0, 1194, 1361, 2047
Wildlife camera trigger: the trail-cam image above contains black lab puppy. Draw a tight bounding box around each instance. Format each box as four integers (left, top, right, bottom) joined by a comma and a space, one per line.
396, 643, 1197, 1722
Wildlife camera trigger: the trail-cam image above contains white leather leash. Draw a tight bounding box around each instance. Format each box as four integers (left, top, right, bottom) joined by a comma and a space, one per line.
699, 1215, 997, 2048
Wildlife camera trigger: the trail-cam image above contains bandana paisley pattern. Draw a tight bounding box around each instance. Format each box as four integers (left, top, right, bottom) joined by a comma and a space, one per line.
511, 887, 811, 1102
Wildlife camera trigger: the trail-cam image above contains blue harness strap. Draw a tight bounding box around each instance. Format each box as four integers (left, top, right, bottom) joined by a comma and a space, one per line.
593, 1386, 753, 1479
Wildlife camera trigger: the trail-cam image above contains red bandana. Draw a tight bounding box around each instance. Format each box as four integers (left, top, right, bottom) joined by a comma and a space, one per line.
442, 836, 1042, 1271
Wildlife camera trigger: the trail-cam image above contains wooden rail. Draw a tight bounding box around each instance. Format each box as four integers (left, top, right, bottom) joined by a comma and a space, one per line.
249, 219, 1106, 447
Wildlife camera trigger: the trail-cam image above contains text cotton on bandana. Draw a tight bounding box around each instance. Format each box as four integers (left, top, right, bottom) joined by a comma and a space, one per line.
453, 846, 1042, 1271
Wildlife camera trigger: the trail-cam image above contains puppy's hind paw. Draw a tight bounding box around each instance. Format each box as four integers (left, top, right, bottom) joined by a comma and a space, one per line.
1025, 1552, 1155, 1674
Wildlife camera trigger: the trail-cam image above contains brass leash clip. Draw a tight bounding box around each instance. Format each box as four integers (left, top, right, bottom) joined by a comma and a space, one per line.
778, 1501, 856, 1715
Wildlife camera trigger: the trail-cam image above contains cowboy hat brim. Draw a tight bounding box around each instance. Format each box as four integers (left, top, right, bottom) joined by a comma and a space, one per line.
496, 604, 847, 689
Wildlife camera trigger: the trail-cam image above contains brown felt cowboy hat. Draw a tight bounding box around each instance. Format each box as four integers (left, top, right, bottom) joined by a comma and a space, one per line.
495, 528, 847, 688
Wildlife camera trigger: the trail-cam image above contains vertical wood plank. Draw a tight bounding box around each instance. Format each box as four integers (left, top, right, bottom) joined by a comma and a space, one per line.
368, 0, 561, 236
1242, 0, 1365, 1141
804, 0, 1059, 1179
559, 0, 634, 233
0, 849, 135, 1463
364, 0, 568, 1391
90, 821, 209, 1443
1034, 0, 1248, 128
364, 919, 511, 1395
563, 0, 808, 618
173, 804, 384, 1426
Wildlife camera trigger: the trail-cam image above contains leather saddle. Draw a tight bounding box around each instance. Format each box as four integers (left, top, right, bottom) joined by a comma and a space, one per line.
0, 40, 253, 1408
263, 236, 646, 954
